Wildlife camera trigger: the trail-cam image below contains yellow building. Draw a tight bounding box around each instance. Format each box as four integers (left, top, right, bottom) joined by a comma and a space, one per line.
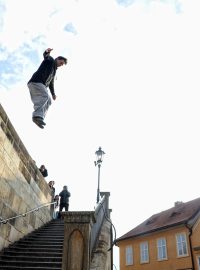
116, 198, 200, 270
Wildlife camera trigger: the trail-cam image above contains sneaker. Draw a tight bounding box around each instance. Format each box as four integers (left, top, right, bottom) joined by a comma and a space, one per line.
32, 117, 46, 129
32, 117, 46, 126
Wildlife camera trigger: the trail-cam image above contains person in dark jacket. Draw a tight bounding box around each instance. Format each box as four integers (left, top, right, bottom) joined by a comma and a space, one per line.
27, 48, 67, 129
59, 186, 71, 213
39, 165, 48, 177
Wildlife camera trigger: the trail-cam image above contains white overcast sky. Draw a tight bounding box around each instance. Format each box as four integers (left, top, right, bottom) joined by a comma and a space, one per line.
1, 0, 200, 268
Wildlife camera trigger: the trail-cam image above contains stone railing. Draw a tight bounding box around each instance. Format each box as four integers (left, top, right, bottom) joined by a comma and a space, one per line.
91, 192, 110, 253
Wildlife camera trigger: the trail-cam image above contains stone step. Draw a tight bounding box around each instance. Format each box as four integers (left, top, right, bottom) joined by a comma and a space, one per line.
30, 235, 64, 238
37, 228, 64, 231
41, 222, 64, 226
16, 240, 63, 245
7, 246, 63, 252
25, 234, 64, 238
37, 225, 64, 230
32, 232, 64, 235
0, 260, 62, 267
36, 225, 64, 229
24, 229, 63, 234
39, 221, 64, 225
45, 220, 64, 223
0, 267, 61, 270
23, 234, 63, 239
15, 241, 63, 248
0, 255, 62, 262
42, 223, 64, 226
35, 230, 64, 233
1, 250, 62, 257
0, 219, 64, 269
22, 237, 64, 241
34, 232, 64, 235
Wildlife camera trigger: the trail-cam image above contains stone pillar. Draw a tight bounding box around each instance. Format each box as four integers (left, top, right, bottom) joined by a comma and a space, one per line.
62, 211, 95, 270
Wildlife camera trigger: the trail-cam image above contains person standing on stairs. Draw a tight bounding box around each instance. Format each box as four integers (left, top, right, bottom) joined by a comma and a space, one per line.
58, 186, 71, 218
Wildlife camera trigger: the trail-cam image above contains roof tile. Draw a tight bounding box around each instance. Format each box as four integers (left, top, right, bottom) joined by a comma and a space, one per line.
117, 197, 200, 242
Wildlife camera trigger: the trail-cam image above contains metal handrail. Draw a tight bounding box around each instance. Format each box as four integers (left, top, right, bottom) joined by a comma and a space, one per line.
0, 201, 56, 224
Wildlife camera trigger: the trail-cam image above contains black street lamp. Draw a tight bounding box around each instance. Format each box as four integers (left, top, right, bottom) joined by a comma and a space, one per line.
94, 146, 105, 203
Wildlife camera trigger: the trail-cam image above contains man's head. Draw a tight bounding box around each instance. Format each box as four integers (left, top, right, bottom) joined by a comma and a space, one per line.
56, 56, 67, 67
63, 186, 67, 190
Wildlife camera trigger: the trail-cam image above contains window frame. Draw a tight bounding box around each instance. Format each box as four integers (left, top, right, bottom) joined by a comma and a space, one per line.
140, 241, 149, 263
176, 232, 188, 257
196, 256, 200, 270
125, 245, 133, 265
157, 237, 168, 261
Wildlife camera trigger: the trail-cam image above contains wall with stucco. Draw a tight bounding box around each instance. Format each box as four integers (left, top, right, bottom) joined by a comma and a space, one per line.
117, 226, 193, 270
192, 218, 200, 270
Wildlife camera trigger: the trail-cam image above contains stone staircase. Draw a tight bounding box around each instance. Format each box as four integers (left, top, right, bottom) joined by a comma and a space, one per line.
0, 219, 64, 270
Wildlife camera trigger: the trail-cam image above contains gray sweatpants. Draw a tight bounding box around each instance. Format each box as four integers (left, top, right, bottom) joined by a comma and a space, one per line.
27, 82, 52, 119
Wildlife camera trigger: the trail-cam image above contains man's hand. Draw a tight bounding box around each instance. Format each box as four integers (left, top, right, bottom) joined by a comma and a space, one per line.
46, 48, 53, 53
52, 94, 57, 100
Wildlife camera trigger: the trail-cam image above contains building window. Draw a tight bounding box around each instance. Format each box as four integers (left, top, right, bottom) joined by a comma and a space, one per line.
157, 238, 167, 260
140, 242, 149, 263
176, 233, 188, 257
125, 245, 133, 265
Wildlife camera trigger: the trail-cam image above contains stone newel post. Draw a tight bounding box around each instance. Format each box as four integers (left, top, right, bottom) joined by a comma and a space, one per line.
62, 211, 95, 270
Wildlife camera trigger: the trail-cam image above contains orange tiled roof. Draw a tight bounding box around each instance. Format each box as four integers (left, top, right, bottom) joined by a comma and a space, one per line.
116, 197, 200, 242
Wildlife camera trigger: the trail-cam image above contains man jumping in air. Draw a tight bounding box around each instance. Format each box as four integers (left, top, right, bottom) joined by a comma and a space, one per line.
27, 48, 67, 129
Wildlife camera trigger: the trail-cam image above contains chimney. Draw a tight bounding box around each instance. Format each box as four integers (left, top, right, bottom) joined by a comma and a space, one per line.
174, 201, 183, 207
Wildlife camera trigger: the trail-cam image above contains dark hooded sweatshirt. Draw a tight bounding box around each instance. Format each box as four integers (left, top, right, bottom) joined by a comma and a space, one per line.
28, 50, 57, 97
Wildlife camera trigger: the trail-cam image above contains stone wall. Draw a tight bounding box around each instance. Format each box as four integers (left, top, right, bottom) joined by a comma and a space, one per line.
0, 103, 52, 250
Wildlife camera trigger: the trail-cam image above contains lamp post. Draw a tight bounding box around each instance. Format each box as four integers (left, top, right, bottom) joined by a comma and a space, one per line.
94, 147, 105, 203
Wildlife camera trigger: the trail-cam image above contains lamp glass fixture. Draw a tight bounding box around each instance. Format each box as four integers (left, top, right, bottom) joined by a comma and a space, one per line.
95, 147, 105, 163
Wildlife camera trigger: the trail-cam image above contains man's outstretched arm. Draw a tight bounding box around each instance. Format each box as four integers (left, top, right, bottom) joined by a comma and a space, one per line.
43, 48, 53, 58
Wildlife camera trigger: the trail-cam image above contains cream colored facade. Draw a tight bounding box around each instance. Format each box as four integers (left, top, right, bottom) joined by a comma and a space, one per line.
192, 218, 200, 270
